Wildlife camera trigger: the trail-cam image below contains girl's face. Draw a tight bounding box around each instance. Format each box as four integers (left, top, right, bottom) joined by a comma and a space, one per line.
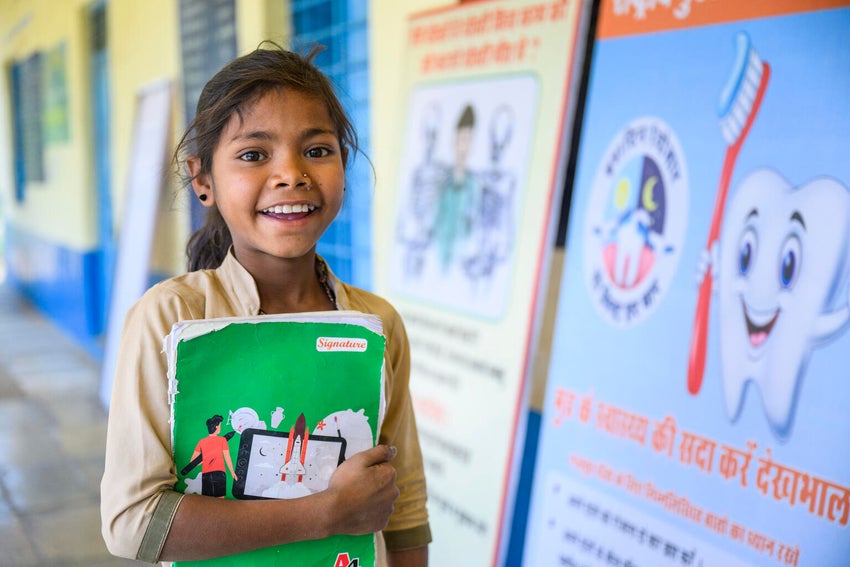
191, 88, 345, 266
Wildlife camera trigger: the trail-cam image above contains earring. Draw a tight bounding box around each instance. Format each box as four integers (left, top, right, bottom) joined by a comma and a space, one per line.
199, 194, 208, 202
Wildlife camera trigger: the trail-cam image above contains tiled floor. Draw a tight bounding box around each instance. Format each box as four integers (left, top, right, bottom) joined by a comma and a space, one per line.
0, 284, 137, 566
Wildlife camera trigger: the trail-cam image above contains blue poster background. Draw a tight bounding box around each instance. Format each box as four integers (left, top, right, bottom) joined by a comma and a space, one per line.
526, 7, 850, 567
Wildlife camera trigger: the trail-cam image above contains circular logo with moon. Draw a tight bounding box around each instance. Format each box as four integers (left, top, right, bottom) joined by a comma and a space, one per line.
582, 117, 689, 327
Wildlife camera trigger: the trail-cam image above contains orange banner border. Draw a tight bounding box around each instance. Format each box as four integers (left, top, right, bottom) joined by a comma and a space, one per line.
598, 0, 850, 39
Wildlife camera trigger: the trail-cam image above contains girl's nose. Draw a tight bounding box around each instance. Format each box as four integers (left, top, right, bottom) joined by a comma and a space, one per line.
300, 172, 313, 190
270, 157, 311, 190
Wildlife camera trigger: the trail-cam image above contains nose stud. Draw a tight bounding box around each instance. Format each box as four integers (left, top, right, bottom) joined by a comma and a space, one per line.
302, 172, 312, 191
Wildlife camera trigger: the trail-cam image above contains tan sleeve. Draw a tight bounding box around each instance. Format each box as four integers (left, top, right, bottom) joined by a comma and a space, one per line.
100, 285, 197, 561
378, 306, 432, 549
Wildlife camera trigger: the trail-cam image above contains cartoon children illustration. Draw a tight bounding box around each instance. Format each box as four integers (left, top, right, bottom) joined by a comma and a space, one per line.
396, 98, 522, 295
464, 105, 516, 282
398, 102, 446, 277
435, 104, 481, 272
189, 415, 238, 498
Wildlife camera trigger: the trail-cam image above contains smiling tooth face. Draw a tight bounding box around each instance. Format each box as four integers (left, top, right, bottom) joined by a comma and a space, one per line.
718, 168, 850, 440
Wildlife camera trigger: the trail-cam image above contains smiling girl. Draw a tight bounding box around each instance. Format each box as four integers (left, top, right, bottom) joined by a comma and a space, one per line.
100, 44, 430, 566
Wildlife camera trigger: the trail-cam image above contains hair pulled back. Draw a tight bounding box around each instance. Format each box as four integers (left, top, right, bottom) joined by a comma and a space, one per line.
176, 42, 358, 271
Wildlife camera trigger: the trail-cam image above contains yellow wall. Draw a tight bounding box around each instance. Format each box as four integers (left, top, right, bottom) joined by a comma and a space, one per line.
0, 0, 185, 268
0, 0, 292, 275
0, 0, 98, 250
237, 0, 290, 53
109, 0, 184, 274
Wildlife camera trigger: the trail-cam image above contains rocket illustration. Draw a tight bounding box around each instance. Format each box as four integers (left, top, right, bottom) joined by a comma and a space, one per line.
280, 413, 309, 483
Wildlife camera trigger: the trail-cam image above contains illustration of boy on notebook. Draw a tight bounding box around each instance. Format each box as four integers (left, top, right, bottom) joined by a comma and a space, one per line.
182, 414, 238, 498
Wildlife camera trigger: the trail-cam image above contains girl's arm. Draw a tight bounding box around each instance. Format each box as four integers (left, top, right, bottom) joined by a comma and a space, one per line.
161, 445, 399, 560
371, 300, 432, 554
388, 545, 429, 567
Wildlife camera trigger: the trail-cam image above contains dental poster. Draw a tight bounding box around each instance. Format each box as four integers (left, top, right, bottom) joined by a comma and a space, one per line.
525, 2, 850, 567
374, 0, 588, 565
165, 313, 385, 566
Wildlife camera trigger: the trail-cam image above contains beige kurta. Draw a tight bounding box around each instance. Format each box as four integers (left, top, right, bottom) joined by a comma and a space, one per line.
100, 251, 430, 563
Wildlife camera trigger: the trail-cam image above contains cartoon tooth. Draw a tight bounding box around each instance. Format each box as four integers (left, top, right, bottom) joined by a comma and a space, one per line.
717, 168, 850, 439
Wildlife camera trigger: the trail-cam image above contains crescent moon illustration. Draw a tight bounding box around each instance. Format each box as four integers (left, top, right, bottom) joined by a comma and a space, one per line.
259, 447, 267, 456
642, 175, 659, 212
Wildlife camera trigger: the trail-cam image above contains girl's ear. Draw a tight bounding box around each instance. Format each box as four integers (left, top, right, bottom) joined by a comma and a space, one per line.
187, 157, 215, 207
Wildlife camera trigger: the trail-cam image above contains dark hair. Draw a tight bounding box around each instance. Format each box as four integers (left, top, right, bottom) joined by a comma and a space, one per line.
457, 104, 475, 130
175, 42, 358, 271
206, 414, 224, 433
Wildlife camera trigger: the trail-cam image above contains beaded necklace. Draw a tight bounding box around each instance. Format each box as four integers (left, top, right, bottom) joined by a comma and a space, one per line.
258, 257, 338, 314
316, 258, 338, 310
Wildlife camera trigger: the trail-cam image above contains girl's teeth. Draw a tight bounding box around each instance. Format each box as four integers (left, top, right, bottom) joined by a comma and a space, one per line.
265, 204, 314, 214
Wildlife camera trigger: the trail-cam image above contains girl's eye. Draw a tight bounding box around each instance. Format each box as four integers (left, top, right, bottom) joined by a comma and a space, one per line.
240, 151, 264, 162
306, 147, 331, 159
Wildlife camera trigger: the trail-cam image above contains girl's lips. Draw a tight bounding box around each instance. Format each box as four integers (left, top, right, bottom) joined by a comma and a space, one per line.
259, 202, 320, 222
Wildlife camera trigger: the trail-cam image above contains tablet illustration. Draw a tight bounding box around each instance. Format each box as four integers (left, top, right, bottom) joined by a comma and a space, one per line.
233, 427, 346, 500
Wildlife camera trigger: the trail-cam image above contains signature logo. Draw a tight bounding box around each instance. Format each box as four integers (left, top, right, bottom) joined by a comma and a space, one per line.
317, 337, 368, 352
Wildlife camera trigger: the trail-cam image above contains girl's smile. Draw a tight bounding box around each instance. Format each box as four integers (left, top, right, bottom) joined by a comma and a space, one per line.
260, 202, 316, 217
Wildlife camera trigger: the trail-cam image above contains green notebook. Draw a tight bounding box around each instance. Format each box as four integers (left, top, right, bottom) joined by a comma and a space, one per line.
165, 311, 386, 567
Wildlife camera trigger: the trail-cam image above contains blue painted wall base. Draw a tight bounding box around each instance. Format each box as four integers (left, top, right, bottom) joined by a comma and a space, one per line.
4, 225, 183, 362
4, 224, 105, 352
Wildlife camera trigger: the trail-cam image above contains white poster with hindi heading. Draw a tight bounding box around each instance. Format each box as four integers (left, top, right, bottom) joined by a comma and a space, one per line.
373, 1, 589, 565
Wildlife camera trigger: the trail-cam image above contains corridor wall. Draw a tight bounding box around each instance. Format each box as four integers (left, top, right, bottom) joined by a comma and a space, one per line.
0, 0, 286, 347
0, 0, 183, 346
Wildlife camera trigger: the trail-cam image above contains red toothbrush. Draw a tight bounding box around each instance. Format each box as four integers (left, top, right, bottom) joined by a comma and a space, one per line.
688, 32, 770, 395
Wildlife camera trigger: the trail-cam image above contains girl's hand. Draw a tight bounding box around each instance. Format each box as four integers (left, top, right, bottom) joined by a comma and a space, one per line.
324, 445, 400, 535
